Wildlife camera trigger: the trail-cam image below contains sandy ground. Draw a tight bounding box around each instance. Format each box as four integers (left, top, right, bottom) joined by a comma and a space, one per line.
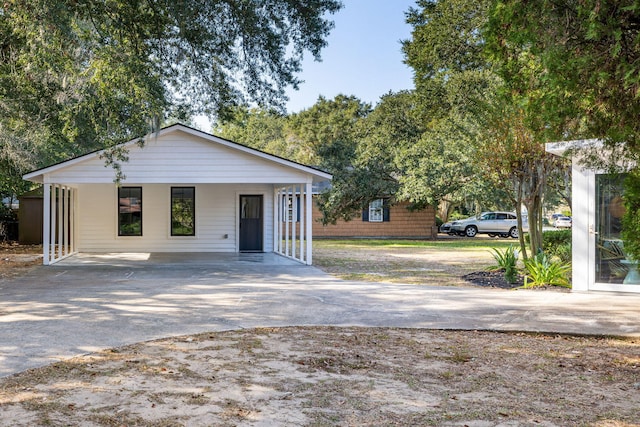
1, 241, 639, 426
0, 327, 638, 426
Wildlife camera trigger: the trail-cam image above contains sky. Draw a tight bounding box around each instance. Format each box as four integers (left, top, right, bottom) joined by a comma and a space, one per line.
285, 0, 417, 113
195, 1, 417, 129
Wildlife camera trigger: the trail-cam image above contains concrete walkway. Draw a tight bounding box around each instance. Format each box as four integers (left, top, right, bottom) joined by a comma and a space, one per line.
1, 252, 639, 377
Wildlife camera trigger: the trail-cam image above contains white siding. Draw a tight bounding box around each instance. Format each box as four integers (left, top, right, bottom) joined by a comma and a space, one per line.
48, 132, 312, 184
77, 183, 273, 253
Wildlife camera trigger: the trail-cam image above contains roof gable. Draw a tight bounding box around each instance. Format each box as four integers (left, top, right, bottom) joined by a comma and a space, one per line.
23, 124, 332, 184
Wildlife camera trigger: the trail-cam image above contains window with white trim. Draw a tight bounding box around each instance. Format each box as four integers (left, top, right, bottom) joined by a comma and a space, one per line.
368, 198, 384, 222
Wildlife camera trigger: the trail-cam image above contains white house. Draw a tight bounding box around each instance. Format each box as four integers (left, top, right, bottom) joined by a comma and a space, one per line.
546, 139, 640, 293
23, 124, 332, 265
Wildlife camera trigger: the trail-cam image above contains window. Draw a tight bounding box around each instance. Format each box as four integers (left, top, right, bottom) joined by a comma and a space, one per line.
283, 195, 300, 222
171, 187, 195, 236
362, 198, 390, 222
118, 187, 142, 236
595, 174, 626, 284
369, 199, 384, 222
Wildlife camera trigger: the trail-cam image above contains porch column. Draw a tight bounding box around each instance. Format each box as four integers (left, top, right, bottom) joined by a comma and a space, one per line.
50, 184, 57, 264
57, 185, 63, 259
299, 184, 305, 264
273, 190, 279, 253
42, 183, 51, 265
42, 184, 77, 265
305, 181, 313, 265
291, 185, 297, 259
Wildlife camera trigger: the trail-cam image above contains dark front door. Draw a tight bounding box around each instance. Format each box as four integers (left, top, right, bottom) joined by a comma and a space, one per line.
239, 195, 263, 252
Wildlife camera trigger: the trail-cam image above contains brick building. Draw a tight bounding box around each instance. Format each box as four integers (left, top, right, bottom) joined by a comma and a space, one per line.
312, 199, 437, 239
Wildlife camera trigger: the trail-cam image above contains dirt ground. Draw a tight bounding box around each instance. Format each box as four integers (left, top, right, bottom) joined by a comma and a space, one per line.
1, 241, 639, 426
0, 243, 42, 279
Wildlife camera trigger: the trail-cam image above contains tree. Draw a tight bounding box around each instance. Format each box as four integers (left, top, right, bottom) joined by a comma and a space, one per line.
401, 0, 510, 221
402, 0, 568, 257
487, 1, 640, 151
0, 0, 342, 196
214, 106, 289, 156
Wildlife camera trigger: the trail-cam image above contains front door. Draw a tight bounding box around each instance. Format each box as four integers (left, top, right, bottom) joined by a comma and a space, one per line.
239, 195, 263, 252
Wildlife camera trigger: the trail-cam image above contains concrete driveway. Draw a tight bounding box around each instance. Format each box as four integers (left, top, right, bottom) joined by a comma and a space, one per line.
1, 252, 640, 377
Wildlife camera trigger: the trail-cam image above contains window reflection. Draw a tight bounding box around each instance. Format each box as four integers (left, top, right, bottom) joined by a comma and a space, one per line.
595, 174, 627, 283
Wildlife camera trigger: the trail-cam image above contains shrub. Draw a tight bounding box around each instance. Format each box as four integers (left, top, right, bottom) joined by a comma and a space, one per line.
488, 245, 519, 284
524, 230, 572, 263
623, 170, 640, 261
523, 252, 571, 288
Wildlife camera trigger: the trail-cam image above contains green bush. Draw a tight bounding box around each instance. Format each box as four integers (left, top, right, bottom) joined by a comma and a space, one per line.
488, 245, 519, 284
524, 230, 571, 263
553, 243, 572, 264
523, 252, 571, 288
623, 170, 640, 261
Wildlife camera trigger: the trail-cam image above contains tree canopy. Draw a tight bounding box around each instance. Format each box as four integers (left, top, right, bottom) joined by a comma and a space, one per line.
0, 0, 341, 197
487, 0, 640, 151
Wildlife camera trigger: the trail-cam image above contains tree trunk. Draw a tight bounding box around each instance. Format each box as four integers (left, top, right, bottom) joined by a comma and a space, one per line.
515, 179, 528, 261
438, 199, 454, 223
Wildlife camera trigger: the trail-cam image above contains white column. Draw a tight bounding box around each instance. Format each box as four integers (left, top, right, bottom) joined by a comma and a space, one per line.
285, 186, 290, 256
50, 184, 57, 263
70, 188, 75, 254
299, 184, 305, 263
57, 185, 63, 259
42, 183, 51, 265
273, 189, 279, 252
291, 185, 297, 259
63, 186, 69, 256
305, 181, 313, 265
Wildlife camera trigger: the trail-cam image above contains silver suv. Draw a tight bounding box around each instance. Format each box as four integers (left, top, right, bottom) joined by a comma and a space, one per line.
449, 211, 519, 238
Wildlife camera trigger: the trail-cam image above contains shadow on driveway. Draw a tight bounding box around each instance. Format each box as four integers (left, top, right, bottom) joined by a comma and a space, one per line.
1, 252, 639, 377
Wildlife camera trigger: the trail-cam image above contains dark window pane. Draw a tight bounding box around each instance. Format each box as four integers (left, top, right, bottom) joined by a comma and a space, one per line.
118, 187, 142, 236
241, 196, 261, 219
171, 187, 195, 236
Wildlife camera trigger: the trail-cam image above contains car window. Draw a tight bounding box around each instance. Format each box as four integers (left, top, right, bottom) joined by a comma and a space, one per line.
507, 214, 516, 219
496, 213, 507, 220
482, 213, 496, 220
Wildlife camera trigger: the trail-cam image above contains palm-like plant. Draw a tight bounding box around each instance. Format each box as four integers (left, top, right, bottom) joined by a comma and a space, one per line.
488, 245, 519, 284
523, 252, 571, 288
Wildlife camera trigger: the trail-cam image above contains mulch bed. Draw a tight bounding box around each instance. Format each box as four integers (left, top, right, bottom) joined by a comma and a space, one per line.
461, 270, 524, 289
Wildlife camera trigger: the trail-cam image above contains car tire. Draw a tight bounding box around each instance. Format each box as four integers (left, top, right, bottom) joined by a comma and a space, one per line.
465, 226, 478, 237
509, 227, 518, 239
488, 233, 497, 238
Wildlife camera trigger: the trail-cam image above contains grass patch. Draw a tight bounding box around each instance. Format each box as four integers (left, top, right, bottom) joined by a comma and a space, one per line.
313, 238, 508, 285
314, 238, 517, 251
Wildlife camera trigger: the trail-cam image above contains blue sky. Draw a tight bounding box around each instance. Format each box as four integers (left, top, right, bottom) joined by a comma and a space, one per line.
285, 0, 417, 113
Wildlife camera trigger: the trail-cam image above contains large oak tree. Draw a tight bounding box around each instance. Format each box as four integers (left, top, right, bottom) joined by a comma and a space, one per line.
0, 0, 341, 197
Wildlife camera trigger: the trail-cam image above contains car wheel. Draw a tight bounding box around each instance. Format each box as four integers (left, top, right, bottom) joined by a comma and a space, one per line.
509, 227, 518, 238
465, 226, 478, 237
499, 233, 509, 238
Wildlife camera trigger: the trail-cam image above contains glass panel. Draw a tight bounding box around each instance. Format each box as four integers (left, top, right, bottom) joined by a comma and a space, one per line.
241, 196, 261, 219
118, 187, 142, 236
171, 187, 195, 236
369, 199, 384, 222
595, 174, 627, 283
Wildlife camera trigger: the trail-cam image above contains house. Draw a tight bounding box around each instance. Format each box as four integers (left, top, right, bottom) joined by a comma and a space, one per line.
311, 201, 437, 239
22, 124, 332, 265
546, 139, 640, 293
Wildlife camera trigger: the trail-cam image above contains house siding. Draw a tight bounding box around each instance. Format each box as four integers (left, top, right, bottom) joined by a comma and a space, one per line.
77, 183, 274, 252
312, 202, 437, 238
47, 132, 313, 184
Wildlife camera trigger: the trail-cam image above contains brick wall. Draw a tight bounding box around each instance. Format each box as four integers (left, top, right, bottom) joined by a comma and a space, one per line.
311, 201, 437, 238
